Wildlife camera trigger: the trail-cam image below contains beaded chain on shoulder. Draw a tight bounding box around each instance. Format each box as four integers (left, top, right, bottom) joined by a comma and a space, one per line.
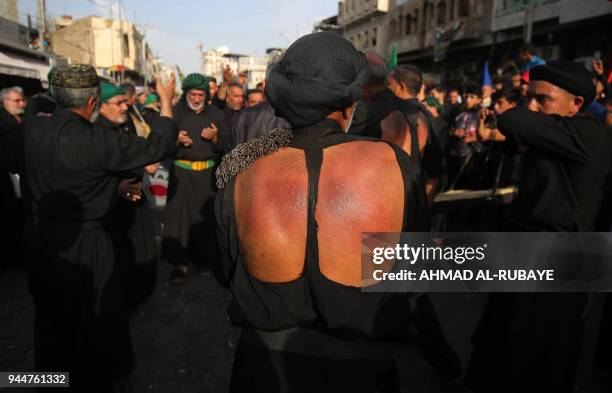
215, 127, 293, 189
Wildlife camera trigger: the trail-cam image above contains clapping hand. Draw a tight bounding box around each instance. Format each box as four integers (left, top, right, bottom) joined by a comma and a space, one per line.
201, 123, 218, 141
177, 130, 193, 147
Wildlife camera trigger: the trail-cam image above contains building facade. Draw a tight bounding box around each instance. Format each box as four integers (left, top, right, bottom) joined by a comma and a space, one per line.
338, 0, 611, 84
49, 16, 161, 84
201, 46, 268, 89
0, 0, 19, 25
0, 1, 52, 93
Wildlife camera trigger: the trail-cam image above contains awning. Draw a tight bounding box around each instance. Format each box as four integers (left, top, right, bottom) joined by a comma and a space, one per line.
0, 49, 51, 87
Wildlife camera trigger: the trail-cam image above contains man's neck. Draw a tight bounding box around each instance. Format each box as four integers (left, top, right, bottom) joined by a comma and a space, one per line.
399, 92, 416, 101
69, 107, 91, 120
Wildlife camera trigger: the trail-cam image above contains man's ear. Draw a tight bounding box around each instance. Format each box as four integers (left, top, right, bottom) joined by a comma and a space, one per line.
87, 96, 98, 112
342, 105, 353, 120
570, 95, 584, 116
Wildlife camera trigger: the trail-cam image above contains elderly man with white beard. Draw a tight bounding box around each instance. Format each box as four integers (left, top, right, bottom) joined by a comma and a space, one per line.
162, 73, 226, 284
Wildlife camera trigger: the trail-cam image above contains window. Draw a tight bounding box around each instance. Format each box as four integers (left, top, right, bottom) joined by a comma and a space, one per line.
399, 15, 404, 36
372, 27, 377, 46
405, 13, 412, 35
414, 10, 419, 34
428, 3, 434, 27
364, 31, 369, 48
122, 33, 130, 58
449, 0, 455, 20
459, 0, 470, 17
390, 19, 397, 39
357, 33, 361, 47
437, 1, 447, 26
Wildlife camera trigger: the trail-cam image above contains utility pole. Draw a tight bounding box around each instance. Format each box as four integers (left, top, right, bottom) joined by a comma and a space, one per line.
36, 0, 47, 51
118, 0, 125, 83
523, 0, 534, 43
27, 14, 32, 48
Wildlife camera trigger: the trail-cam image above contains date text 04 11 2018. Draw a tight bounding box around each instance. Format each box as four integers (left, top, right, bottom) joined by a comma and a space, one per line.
372, 269, 555, 281
0, 372, 69, 387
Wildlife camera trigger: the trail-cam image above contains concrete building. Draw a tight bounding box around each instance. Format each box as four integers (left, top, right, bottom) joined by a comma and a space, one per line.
490, 0, 611, 69
313, 15, 342, 34
338, 0, 390, 53
0, 1, 52, 93
49, 16, 161, 84
338, 0, 611, 84
201, 46, 268, 89
0, 0, 19, 24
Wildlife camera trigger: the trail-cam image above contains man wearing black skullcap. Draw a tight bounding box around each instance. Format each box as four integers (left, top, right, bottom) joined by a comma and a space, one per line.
21, 64, 179, 392
213, 32, 434, 392
466, 61, 612, 393
162, 72, 226, 284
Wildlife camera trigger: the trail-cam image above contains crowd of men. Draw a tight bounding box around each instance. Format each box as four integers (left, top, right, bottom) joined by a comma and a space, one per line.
0, 33, 611, 393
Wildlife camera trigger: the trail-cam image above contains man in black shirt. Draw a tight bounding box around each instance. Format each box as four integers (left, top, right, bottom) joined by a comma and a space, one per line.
22, 65, 178, 392
467, 61, 611, 393
162, 73, 225, 284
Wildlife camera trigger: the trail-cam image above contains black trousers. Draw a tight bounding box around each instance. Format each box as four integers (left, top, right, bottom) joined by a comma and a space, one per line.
26, 220, 134, 393
162, 165, 218, 267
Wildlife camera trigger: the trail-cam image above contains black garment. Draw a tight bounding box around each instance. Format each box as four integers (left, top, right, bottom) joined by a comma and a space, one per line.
162, 100, 225, 267
24, 91, 56, 118
349, 89, 402, 139
466, 109, 611, 393
350, 93, 445, 182
232, 101, 290, 148
0, 107, 24, 267
23, 107, 177, 392
444, 103, 463, 128
212, 94, 226, 110
215, 120, 431, 392
96, 115, 158, 313
218, 106, 240, 153
498, 108, 611, 231
398, 98, 445, 181
141, 106, 160, 126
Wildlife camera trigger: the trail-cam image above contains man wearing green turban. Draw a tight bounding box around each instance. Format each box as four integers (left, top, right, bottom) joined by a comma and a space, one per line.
99, 82, 129, 124
162, 72, 226, 284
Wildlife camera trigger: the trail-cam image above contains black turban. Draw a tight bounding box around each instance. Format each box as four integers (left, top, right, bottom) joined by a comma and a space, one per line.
265, 32, 369, 127
530, 61, 595, 104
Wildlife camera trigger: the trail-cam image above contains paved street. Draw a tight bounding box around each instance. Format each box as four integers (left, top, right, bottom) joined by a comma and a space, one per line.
0, 256, 608, 393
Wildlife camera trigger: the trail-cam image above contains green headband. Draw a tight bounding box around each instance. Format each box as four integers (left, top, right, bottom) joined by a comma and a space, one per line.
144, 93, 159, 105
101, 82, 126, 103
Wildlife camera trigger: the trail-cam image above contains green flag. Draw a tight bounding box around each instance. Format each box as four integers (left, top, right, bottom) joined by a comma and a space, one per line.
388, 45, 398, 71
175, 65, 185, 84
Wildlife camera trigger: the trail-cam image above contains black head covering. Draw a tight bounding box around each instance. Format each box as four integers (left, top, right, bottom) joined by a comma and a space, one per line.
265, 32, 368, 127
463, 81, 482, 97
530, 61, 595, 104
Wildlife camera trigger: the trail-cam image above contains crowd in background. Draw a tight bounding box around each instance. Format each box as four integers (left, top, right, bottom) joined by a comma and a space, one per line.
0, 35, 611, 393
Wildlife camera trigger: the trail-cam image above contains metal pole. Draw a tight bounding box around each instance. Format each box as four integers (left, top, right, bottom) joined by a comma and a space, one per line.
524, 0, 534, 43
27, 14, 32, 48
36, 0, 47, 51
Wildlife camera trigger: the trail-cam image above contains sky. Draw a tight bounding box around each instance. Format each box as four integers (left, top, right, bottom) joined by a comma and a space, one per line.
16, 0, 338, 73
